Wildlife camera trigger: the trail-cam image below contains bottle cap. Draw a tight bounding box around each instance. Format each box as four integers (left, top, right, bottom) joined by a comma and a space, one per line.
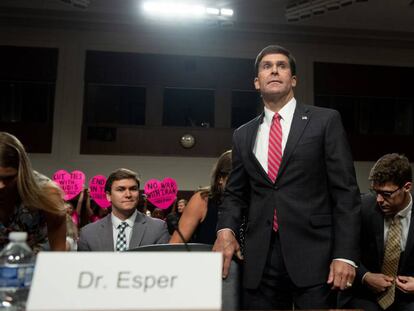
9, 231, 28, 242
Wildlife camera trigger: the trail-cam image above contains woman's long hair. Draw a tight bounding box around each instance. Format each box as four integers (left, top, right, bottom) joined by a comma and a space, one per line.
0, 132, 65, 215
199, 150, 232, 202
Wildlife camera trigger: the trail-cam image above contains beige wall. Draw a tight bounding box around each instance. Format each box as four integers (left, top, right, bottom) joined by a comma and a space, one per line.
2, 24, 414, 192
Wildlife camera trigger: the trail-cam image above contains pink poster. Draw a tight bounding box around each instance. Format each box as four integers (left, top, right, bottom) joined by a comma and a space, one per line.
144, 178, 178, 209
89, 175, 111, 209
52, 170, 85, 201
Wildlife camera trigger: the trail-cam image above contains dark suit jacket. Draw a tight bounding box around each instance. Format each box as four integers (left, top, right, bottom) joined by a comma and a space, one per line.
78, 212, 170, 251
346, 192, 414, 303
217, 103, 361, 289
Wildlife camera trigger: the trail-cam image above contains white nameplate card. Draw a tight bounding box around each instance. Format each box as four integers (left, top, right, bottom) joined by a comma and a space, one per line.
27, 252, 222, 311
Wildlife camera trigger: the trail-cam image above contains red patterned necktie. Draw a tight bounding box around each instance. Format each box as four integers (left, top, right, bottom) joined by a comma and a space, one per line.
268, 113, 282, 231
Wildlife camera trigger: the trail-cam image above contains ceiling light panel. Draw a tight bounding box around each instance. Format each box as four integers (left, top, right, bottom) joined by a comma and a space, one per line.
142, 1, 234, 20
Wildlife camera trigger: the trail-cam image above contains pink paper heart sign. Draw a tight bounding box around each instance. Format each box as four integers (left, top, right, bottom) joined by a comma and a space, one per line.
89, 175, 111, 209
144, 178, 178, 209
52, 170, 85, 201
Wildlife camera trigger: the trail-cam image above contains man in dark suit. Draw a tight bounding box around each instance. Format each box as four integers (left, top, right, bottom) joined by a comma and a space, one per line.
213, 45, 361, 309
343, 153, 414, 310
78, 168, 169, 251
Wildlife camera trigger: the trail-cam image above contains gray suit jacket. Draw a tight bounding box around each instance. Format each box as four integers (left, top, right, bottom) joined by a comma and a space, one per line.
77, 212, 170, 251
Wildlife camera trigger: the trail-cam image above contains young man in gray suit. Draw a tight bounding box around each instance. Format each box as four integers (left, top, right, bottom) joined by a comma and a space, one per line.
78, 168, 169, 251
213, 45, 361, 309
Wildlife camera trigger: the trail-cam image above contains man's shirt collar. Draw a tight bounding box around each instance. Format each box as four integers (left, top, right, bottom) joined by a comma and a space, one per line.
111, 209, 137, 229
263, 97, 296, 126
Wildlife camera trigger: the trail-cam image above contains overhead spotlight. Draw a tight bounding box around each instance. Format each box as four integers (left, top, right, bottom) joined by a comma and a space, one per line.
220, 8, 234, 16
143, 2, 204, 17
206, 7, 220, 15
142, 1, 234, 22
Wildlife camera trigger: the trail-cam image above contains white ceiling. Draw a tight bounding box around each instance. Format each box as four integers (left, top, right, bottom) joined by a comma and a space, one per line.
0, 0, 413, 37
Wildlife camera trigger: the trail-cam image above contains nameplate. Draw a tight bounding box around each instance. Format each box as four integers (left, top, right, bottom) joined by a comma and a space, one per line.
27, 252, 222, 311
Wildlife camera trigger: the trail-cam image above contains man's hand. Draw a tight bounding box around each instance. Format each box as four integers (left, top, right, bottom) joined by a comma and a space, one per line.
327, 259, 356, 290
212, 229, 242, 279
363, 272, 393, 294
396, 276, 414, 294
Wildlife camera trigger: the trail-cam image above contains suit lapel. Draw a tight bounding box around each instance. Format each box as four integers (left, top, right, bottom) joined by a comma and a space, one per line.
100, 214, 114, 251
129, 212, 146, 249
248, 113, 273, 184
373, 205, 385, 267
276, 104, 310, 180
400, 199, 414, 269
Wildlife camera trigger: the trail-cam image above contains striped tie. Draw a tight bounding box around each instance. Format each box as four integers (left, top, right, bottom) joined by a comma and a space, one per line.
116, 222, 129, 252
378, 216, 402, 309
268, 113, 282, 231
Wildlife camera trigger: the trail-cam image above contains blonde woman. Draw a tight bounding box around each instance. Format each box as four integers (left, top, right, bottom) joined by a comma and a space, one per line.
0, 132, 66, 252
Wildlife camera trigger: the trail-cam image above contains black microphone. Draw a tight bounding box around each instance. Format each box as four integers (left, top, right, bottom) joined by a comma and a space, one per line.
166, 214, 190, 251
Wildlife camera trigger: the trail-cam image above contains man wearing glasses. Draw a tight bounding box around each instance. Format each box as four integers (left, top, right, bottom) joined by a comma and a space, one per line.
343, 153, 414, 310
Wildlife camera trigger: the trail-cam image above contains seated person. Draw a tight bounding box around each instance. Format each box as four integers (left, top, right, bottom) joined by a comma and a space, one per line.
169, 150, 231, 245
152, 208, 166, 221
78, 168, 169, 251
176, 198, 188, 218
65, 204, 78, 251
0, 132, 66, 252
341, 153, 414, 310
76, 188, 108, 225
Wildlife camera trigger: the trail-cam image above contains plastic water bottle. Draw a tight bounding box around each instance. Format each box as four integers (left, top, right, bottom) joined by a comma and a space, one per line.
0, 232, 35, 310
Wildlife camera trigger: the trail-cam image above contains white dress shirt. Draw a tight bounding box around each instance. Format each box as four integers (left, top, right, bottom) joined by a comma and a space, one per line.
111, 210, 137, 251
253, 98, 296, 171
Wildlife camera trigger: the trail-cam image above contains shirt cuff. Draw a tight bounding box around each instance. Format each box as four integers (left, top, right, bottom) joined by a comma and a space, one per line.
217, 228, 236, 236
334, 258, 357, 268
361, 272, 369, 284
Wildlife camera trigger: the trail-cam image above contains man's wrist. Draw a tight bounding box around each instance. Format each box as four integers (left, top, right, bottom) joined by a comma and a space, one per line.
361, 272, 370, 284
334, 258, 357, 268
217, 228, 235, 236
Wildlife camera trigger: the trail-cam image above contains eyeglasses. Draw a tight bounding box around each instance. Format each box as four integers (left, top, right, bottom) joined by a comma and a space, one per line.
370, 186, 402, 199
